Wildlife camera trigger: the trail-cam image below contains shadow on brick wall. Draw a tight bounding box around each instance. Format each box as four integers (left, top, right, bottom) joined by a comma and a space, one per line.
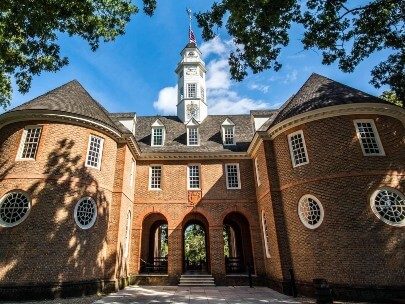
0, 138, 117, 299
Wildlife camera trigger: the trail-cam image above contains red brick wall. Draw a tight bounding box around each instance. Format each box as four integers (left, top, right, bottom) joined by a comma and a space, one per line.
266, 114, 405, 288
0, 121, 121, 285
131, 159, 266, 280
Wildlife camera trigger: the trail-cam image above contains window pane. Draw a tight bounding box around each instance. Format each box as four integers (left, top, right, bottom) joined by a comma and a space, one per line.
187, 83, 197, 98
20, 127, 41, 159
224, 127, 234, 145
188, 128, 198, 145
356, 122, 381, 155
188, 165, 200, 189
153, 128, 163, 146
226, 164, 239, 188
86, 135, 103, 168
150, 166, 162, 189
289, 132, 308, 166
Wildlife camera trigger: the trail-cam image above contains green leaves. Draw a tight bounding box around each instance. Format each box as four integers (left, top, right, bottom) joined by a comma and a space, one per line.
197, 0, 405, 103
0, 0, 141, 108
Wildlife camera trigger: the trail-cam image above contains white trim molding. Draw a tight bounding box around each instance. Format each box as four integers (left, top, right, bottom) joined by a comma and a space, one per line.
288, 130, 309, 168
353, 119, 385, 156
225, 163, 241, 189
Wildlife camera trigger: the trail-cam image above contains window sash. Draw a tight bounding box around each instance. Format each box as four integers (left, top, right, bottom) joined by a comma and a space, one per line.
149, 166, 162, 189
223, 126, 235, 145
86, 135, 104, 169
188, 127, 199, 146
226, 164, 240, 189
354, 120, 385, 156
188, 165, 200, 189
152, 127, 164, 146
17, 126, 42, 160
288, 131, 309, 167
187, 83, 197, 98
261, 211, 271, 258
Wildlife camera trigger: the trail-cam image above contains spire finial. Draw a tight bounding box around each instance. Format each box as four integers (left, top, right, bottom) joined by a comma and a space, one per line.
186, 8, 196, 44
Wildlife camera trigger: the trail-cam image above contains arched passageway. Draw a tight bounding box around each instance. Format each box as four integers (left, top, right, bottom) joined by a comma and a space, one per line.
223, 212, 254, 274
140, 213, 168, 273
182, 213, 210, 274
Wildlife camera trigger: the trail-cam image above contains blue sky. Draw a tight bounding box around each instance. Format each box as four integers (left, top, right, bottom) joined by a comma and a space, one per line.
4, 0, 391, 115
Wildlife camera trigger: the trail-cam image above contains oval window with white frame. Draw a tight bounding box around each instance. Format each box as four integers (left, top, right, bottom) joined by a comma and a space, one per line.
298, 194, 324, 229
0, 191, 31, 227
74, 197, 97, 229
370, 188, 405, 227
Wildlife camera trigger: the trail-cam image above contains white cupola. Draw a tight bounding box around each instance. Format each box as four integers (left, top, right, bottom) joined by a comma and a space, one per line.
175, 20, 207, 123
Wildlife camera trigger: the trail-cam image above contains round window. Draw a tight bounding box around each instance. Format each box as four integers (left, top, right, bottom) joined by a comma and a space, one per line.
74, 197, 97, 229
370, 188, 405, 227
298, 194, 324, 229
0, 191, 31, 227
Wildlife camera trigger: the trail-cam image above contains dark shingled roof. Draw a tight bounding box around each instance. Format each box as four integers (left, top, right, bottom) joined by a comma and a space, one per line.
270, 73, 389, 126
250, 110, 277, 117
109, 112, 136, 119
9, 80, 118, 130
135, 115, 254, 153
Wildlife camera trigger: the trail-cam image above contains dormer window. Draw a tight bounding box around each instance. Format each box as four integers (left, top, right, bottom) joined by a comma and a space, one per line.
188, 127, 199, 146
151, 119, 165, 146
221, 118, 235, 146
186, 118, 200, 146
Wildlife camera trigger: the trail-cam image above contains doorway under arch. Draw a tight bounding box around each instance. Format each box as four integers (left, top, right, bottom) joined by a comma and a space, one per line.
182, 213, 210, 274
140, 213, 168, 273
223, 212, 254, 274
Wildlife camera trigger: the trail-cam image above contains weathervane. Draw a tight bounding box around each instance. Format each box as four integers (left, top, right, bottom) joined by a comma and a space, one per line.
186, 8, 196, 44
186, 8, 192, 26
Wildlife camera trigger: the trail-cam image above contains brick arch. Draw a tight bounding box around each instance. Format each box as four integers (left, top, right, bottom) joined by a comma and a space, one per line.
186, 207, 217, 227
219, 205, 258, 229
133, 208, 171, 229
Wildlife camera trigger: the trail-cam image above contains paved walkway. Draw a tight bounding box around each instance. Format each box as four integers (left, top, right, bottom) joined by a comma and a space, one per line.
93, 286, 315, 304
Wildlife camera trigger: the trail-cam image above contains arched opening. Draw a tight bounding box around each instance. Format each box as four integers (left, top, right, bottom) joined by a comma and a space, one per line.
182, 213, 210, 274
140, 213, 168, 273
223, 212, 254, 274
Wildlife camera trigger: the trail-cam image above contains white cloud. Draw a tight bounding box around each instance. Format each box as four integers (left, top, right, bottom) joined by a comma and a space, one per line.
249, 83, 270, 93
284, 70, 298, 84
153, 37, 271, 115
152, 85, 177, 115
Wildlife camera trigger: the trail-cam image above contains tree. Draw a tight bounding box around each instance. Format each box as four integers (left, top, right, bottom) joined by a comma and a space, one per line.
0, 0, 156, 109
195, 0, 405, 102
380, 91, 404, 107
184, 224, 206, 263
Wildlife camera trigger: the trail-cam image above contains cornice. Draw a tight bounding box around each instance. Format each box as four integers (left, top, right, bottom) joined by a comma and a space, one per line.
0, 110, 141, 158
139, 151, 250, 161
248, 103, 405, 157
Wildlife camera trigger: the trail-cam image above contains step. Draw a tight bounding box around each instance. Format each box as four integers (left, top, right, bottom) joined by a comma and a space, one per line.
178, 274, 216, 286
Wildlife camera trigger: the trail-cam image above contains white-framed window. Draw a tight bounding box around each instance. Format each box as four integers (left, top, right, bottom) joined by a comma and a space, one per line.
370, 187, 404, 227
188, 164, 201, 189
74, 197, 97, 229
85, 135, 104, 170
0, 191, 31, 227
149, 165, 162, 190
123, 211, 132, 258
187, 127, 199, 146
201, 87, 205, 103
354, 119, 385, 156
152, 127, 165, 146
288, 130, 309, 167
16, 125, 42, 160
223, 126, 235, 145
187, 83, 197, 98
255, 157, 261, 186
225, 163, 241, 189
129, 159, 136, 188
261, 210, 271, 258
298, 194, 324, 229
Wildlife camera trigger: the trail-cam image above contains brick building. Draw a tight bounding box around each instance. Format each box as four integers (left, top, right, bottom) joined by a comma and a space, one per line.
0, 38, 404, 302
